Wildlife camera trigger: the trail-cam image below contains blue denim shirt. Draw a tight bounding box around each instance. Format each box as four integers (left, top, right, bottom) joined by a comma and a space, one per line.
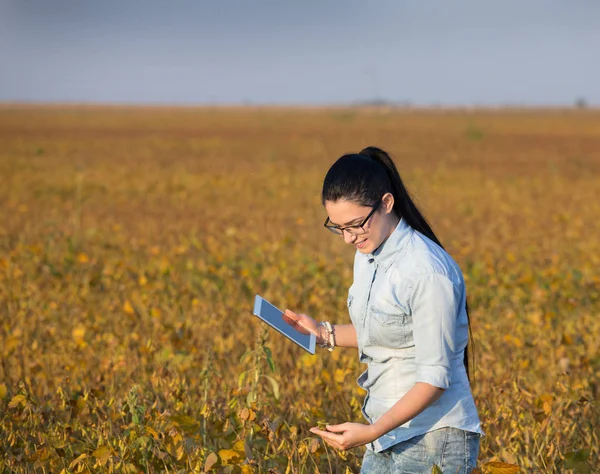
348, 218, 483, 452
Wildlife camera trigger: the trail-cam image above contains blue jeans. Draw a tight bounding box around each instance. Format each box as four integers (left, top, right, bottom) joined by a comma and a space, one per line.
361, 427, 480, 474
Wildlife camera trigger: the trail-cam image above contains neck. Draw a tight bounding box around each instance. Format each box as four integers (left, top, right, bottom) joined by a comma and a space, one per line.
376, 215, 400, 252
387, 215, 401, 237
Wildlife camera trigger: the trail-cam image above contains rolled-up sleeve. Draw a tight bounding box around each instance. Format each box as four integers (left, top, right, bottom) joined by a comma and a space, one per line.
408, 273, 460, 389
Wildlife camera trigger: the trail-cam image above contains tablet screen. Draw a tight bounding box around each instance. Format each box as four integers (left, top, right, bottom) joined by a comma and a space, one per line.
253, 295, 316, 354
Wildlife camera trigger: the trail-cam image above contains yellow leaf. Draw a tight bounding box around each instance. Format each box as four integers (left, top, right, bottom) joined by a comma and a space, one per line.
241, 465, 255, 474
232, 439, 245, 454
334, 368, 346, 384
4, 335, 20, 354
92, 446, 111, 465
484, 461, 520, 473
29, 447, 50, 462
123, 300, 135, 315
204, 452, 218, 471
77, 253, 89, 263
0, 383, 7, 399
145, 426, 159, 440
8, 394, 27, 408
218, 449, 243, 465
300, 353, 317, 367
72, 326, 86, 345
69, 453, 87, 469
160, 257, 170, 274
527, 310, 542, 325
562, 333, 574, 345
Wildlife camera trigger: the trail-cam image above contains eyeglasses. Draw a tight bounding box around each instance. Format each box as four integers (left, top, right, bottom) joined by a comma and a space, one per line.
324, 200, 381, 236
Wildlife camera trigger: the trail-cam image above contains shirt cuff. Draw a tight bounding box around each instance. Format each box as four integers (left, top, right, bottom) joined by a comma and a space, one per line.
415, 365, 452, 389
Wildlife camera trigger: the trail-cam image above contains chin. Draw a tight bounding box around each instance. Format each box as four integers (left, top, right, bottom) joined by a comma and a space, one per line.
355, 237, 377, 254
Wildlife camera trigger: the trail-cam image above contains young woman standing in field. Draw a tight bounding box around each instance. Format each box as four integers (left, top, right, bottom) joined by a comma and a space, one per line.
283, 147, 483, 473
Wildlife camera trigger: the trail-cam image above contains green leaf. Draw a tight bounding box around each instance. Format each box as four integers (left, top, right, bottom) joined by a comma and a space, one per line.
246, 390, 257, 405
565, 449, 591, 472
264, 346, 276, 373
238, 371, 247, 388
264, 375, 280, 400
169, 414, 200, 435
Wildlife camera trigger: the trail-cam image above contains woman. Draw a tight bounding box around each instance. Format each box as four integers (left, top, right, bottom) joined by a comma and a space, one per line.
283, 147, 483, 473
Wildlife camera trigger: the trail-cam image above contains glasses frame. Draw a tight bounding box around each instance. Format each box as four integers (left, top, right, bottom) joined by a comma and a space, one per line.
324, 200, 382, 236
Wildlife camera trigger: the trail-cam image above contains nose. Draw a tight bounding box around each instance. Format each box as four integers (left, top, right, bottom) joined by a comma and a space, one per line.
342, 230, 357, 245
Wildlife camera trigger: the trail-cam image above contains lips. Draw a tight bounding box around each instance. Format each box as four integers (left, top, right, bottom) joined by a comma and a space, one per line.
355, 238, 368, 249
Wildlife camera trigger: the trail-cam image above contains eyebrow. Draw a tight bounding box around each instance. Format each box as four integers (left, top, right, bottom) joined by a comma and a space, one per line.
329, 216, 364, 227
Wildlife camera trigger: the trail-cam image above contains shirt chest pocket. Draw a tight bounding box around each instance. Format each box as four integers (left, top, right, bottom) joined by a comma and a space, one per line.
367, 306, 412, 348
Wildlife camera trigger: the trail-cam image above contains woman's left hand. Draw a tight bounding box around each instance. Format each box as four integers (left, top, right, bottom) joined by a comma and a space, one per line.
310, 422, 378, 450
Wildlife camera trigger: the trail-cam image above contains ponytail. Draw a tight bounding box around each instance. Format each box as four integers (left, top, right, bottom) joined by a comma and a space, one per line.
358, 146, 445, 250
322, 146, 474, 381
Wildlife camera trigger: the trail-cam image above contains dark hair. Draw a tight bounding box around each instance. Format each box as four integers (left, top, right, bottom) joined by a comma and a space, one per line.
322, 146, 474, 380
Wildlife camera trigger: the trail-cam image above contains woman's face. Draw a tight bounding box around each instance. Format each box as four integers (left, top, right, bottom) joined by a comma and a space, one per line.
324, 194, 397, 254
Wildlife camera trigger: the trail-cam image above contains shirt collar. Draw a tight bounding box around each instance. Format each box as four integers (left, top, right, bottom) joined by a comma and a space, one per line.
364, 218, 413, 270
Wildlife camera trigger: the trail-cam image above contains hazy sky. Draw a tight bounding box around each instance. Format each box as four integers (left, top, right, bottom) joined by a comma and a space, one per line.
1, 0, 599, 105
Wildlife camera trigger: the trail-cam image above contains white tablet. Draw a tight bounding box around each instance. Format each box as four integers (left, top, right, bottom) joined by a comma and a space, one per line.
253, 295, 316, 354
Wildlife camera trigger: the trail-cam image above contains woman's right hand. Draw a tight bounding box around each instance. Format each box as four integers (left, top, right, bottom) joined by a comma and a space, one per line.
282, 309, 319, 339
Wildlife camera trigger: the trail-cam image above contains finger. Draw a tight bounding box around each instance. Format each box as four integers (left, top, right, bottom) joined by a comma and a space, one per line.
283, 310, 303, 326
324, 440, 342, 450
310, 428, 344, 444
281, 313, 296, 325
285, 310, 318, 337
282, 310, 304, 329
310, 431, 344, 451
325, 423, 348, 433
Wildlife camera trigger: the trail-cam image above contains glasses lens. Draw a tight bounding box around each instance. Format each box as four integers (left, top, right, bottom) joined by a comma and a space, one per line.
325, 225, 343, 235
345, 226, 365, 235
325, 199, 381, 236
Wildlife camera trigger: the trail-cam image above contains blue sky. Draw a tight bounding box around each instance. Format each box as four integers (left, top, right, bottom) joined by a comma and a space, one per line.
1, 0, 598, 105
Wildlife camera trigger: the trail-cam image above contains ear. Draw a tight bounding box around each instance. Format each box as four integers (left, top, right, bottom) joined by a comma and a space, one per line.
382, 192, 395, 215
